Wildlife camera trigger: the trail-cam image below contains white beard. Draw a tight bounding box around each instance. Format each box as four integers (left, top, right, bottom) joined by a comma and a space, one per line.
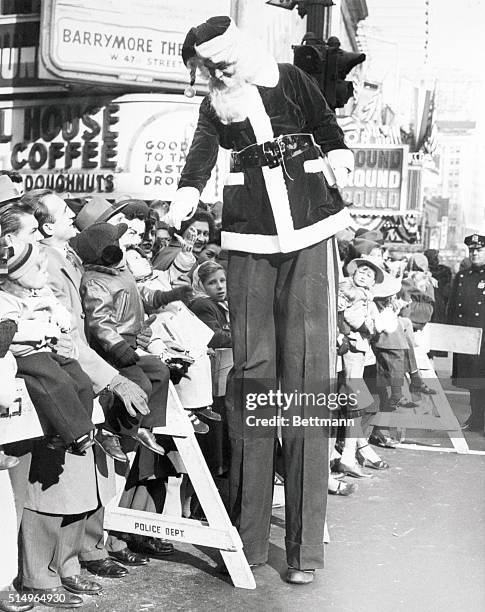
209, 78, 253, 125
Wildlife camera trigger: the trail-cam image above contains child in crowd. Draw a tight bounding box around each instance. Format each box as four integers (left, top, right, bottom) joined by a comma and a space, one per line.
400, 253, 436, 331
189, 261, 232, 474
0, 236, 96, 455
125, 245, 219, 434
336, 257, 393, 478
189, 261, 231, 349
371, 273, 420, 413
0, 234, 21, 470
72, 222, 190, 454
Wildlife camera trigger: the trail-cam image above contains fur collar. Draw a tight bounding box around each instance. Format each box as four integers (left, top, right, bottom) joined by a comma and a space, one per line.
252, 56, 279, 88
83, 264, 120, 275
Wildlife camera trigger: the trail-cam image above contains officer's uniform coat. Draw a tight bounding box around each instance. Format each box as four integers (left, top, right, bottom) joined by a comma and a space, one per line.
447, 263, 485, 389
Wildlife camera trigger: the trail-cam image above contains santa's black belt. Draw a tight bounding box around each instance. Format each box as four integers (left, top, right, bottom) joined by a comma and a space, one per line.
230, 133, 316, 172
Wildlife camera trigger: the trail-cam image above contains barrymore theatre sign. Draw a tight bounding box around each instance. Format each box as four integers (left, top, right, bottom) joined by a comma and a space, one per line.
39, 0, 230, 89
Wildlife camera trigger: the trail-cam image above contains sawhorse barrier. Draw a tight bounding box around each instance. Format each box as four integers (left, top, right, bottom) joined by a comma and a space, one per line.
104, 382, 256, 590
368, 323, 483, 454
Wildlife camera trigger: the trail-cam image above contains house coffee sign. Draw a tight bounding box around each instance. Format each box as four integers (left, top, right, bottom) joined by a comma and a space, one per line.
8, 99, 118, 194
3, 94, 226, 200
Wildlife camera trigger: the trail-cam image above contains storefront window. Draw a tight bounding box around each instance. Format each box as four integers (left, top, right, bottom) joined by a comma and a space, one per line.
0, 0, 40, 15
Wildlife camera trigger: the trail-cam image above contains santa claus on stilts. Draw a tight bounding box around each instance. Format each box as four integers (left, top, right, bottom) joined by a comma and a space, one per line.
163, 15, 354, 585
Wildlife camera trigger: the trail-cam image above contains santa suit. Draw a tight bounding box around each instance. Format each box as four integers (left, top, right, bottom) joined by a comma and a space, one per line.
176, 62, 352, 569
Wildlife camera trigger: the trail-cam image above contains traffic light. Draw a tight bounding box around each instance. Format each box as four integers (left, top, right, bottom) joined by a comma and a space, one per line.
293, 35, 365, 111
328, 37, 366, 109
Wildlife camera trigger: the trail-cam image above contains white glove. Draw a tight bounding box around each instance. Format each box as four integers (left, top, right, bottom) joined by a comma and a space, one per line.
162, 186, 200, 230
327, 149, 354, 190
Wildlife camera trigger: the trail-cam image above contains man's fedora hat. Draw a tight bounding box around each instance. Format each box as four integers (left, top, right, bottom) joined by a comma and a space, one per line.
74, 196, 132, 231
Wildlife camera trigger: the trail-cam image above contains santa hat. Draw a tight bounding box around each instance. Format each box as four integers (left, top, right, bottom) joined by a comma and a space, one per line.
182, 17, 241, 68
181, 16, 278, 95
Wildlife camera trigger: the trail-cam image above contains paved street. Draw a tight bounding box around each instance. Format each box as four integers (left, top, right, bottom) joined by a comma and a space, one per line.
33, 360, 485, 612
44, 441, 484, 612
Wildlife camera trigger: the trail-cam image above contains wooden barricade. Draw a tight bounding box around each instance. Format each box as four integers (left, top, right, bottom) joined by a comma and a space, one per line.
368, 323, 483, 454
104, 378, 256, 590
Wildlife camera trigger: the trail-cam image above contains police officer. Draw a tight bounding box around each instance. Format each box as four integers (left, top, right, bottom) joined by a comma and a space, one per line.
447, 234, 485, 432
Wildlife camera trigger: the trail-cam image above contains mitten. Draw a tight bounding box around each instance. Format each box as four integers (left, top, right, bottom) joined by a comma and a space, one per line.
110, 340, 140, 367
153, 284, 193, 308
166, 357, 191, 385
337, 333, 350, 356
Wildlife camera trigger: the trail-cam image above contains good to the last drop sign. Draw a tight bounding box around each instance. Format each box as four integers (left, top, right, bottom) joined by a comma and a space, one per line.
341, 145, 409, 212
3, 94, 226, 202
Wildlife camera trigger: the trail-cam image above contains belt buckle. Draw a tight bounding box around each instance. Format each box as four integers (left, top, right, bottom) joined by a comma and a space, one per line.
264, 139, 282, 168
230, 151, 242, 173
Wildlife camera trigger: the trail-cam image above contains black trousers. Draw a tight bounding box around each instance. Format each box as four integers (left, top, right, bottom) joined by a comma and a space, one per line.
469, 389, 485, 429
101, 355, 169, 436
16, 353, 94, 444
225, 239, 337, 569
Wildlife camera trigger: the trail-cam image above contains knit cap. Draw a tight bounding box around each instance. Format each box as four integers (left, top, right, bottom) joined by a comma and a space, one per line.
2, 236, 40, 280
70, 222, 127, 265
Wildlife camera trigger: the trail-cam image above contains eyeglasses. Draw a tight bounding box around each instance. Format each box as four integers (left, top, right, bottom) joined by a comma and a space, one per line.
123, 212, 147, 221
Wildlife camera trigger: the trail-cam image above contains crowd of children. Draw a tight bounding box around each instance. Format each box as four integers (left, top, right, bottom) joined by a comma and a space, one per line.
0, 181, 448, 609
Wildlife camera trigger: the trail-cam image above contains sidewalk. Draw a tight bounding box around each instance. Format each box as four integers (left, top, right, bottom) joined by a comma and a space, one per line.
43, 445, 484, 612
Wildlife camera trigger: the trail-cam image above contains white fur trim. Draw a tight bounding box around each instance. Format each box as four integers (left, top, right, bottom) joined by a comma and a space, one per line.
222, 208, 352, 254
229, 86, 351, 253
221, 231, 280, 253
251, 54, 279, 87
245, 87, 293, 250
195, 20, 241, 64
327, 148, 355, 173
289, 208, 353, 252
304, 158, 326, 173
224, 172, 245, 186
195, 20, 279, 88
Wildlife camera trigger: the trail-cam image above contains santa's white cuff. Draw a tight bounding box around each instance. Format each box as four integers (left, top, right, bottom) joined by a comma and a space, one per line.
327, 149, 355, 173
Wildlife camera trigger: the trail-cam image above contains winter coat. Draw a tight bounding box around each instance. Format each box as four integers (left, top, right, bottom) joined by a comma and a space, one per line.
179, 63, 353, 254
80, 264, 160, 352
189, 297, 232, 349
447, 264, 485, 388
399, 272, 435, 330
